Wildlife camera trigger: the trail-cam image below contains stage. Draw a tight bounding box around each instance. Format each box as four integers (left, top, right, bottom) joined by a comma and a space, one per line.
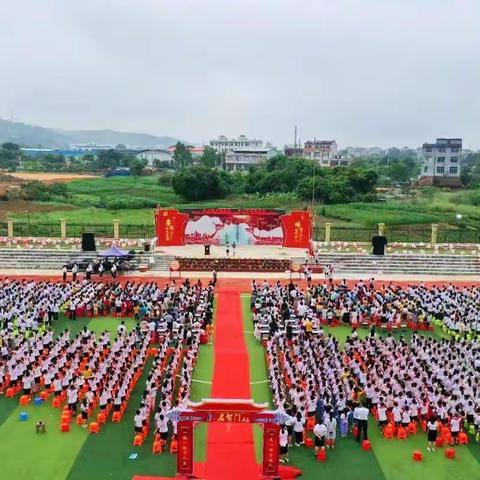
155, 244, 308, 260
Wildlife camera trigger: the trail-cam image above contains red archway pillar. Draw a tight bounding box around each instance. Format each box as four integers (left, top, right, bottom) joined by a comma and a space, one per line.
177, 420, 194, 476
262, 423, 280, 477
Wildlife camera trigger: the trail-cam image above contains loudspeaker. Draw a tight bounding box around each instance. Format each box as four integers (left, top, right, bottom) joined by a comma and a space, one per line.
82, 233, 96, 252
372, 235, 387, 255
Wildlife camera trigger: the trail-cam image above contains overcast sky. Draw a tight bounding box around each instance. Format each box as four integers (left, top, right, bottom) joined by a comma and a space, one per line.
1, 0, 479, 149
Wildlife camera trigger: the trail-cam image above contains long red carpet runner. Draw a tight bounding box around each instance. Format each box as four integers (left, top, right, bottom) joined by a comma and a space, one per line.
205, 288, 258, 479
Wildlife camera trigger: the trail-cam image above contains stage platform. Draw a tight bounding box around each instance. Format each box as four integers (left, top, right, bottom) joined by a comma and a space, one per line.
155, 244, 307, 260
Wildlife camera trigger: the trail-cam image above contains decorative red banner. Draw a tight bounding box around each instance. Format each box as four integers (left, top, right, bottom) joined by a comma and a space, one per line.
154, 208, 188, 246
280, 210, 313, 249
177, 421, 194, 475
262, 423, 280, 477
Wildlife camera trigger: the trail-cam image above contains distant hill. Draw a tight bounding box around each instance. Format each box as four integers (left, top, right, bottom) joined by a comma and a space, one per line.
0, 119, 181, 149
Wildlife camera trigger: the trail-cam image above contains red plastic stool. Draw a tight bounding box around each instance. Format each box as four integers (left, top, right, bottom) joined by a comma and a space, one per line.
445, 448, 456, 459
412, 450, 422, 461
316, 449, 327, 462
361, 440, 371, 451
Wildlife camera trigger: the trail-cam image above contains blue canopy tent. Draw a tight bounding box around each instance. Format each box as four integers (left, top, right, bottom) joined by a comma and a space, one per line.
98, 245, 129, 257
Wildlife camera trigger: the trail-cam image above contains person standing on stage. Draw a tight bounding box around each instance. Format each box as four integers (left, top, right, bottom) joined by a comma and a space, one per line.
232, 242, 236, 257
62, 265, 67, 282
86, 263, 93, 281
72, 263, 78, 282
225, 241, 230, 257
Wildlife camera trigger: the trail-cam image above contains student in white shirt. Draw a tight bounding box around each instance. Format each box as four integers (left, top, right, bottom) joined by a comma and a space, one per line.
279, 425, 290, 463
293, 412, 305, 446
427, 416, 438, 452
313, 421, 327, 455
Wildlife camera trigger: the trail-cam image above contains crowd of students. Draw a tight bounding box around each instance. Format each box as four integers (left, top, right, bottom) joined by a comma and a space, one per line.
0, 277, 214, 446
252, 280, 480, 460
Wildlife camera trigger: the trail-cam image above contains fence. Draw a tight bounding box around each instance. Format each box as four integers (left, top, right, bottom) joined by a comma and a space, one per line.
1, 219, 479, 244
66, 224, 114, 238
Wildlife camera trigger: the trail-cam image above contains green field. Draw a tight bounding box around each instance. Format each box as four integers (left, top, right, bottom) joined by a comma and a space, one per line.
5, 175, 480, 230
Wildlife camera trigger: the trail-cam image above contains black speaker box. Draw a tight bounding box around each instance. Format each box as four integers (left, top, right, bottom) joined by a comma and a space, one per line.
82, 233, 96, 251
372, 235, 387, 255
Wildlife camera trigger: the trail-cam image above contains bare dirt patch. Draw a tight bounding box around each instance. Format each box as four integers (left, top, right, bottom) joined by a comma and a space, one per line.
8, 172, 98, 183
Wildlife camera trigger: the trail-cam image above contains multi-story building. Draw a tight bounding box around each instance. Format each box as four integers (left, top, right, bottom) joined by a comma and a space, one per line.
303, 140, 338, 165
167, 145, 205, 160
224, 147, 275, 171
419, 138, 462, 186
209, 135, 263, 153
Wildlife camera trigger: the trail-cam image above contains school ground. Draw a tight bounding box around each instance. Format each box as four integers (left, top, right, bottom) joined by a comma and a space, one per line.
0, 278, 479, 480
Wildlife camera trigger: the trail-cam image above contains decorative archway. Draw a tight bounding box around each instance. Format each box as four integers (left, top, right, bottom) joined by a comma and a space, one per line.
167, 399, 289, 478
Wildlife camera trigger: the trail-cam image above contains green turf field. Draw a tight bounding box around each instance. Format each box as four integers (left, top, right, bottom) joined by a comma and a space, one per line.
1, 302, 479, 480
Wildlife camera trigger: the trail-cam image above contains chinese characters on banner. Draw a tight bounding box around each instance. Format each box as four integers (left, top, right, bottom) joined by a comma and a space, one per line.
210, 411, 252, 423
262, 423, 280, 476
280, 210, 313, 249
154, 208, 189, 246
177, 421, 194, 475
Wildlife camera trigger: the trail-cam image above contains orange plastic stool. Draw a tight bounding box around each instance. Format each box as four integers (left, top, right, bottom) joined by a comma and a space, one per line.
112, 411, 122, 423
133, 434, 144, 446
305, 437, 314, 448
52, 396, 62, 408
412, 450, 422, 461
458, 432, 469, 445
170, 438, 178, 454
383, 425, 394, 439
97, 412, 107, 425
397, 427, 407, 440
6, 387, 15, 398
445, 448, 456, 459
76, 414, 84, 426
152, 440, 162, 454
435, 437, 444, 448
408, 422, 417, 435
19, 395, 30, 406
89, 422, 99, 434
61, 422, 70, 432
40, 390, 49, 401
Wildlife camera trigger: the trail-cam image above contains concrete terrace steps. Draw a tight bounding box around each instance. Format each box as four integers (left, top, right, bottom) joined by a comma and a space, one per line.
300, 253, 480, 275
0, 249, 148, 271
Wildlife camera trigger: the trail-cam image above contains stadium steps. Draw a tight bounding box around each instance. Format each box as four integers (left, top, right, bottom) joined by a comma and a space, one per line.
0, 249, 148, 271
298, 253, 480, 275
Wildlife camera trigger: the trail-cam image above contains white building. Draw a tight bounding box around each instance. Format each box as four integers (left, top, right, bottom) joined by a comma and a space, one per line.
209, 135, 263, 153
224, 147, 276, 171
303, 140, 338, 166
136, 149, 172, 166
419, 138, 462, 186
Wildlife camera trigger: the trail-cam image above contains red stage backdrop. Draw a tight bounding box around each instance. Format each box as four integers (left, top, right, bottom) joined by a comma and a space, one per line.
155, 208, 312, 248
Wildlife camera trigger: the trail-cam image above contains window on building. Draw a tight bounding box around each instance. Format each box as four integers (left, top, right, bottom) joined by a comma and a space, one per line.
438, 147, 446, 153
451, 148, 459, 153
450, 157, 458, 163
449, 166, 458, 174
437, 156, 445, 163
425, 147, 432, 152
436, 166, 444, 174
424, 166, 428, 172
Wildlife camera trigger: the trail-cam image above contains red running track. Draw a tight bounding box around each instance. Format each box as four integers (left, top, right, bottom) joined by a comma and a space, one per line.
205, 287, 258, 480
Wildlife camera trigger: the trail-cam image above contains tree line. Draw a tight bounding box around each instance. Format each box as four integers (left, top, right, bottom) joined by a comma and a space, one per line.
171, 156, 379, 203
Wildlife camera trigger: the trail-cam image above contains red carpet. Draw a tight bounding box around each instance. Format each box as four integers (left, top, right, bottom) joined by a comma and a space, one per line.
205, 288, 258, 480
